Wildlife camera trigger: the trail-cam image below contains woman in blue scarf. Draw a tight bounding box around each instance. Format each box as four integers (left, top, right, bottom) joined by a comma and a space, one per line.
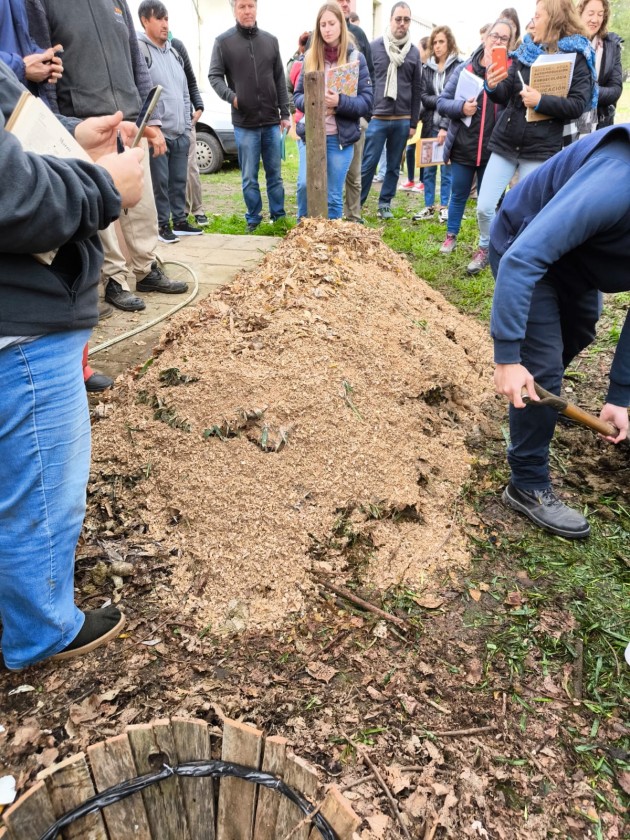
466, 0, 596, 276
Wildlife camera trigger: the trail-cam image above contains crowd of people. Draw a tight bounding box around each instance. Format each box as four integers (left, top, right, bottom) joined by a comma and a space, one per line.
0, 0, 628, 671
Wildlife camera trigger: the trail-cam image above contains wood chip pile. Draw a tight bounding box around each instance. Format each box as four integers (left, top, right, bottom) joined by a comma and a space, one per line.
88, 220, 495, 632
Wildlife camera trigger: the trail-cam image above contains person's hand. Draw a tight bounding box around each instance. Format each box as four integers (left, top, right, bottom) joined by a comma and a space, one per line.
437, 128, 447, 145
494, 363, 539, 409
408, 126, 416, 137
599, 403, 628, 444
462, 97, 478, 117
75, 111, 129, 159
146, 126, 167, 156
23, 46, 63, 83
519, 83, 542, 109
485, 60, 508, 89
324, 88, 340, 110
233, 96, 239, 110
280, 119, 291, 131
192, 109, 203, 125
97, 147, 145, 208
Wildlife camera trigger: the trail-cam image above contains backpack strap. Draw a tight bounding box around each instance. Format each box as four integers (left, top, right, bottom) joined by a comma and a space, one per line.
139, 39, 184, 69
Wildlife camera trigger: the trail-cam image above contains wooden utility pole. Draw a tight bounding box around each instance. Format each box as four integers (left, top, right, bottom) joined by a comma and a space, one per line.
304, 70, 328, 218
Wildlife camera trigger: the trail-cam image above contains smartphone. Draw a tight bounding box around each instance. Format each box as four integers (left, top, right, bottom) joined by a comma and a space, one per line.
491, 46, 508, 76
131, 84, 163, 148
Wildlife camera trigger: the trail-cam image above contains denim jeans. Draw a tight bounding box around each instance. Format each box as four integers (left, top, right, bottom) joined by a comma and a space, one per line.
297, 136, 354, 220
447, 161, 486, 236
421, 128, 452, 208
360, 117, 411, 207
0, 330, 91, 669
234, 124, 285, 225
477, 152, 542, 248
149, 132, 190, 227
489, 245, 601, 490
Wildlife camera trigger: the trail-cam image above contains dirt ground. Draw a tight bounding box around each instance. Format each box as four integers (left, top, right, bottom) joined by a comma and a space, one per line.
1, 222, 628, 839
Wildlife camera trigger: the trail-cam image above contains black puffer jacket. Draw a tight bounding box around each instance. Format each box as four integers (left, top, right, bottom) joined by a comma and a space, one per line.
420, 53, 462, 138
597, 32, 623, 128
209, 23, 289, 128
486, 52, 592, 161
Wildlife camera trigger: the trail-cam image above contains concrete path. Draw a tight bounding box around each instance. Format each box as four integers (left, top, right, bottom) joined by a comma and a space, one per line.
90, 233, 279, 381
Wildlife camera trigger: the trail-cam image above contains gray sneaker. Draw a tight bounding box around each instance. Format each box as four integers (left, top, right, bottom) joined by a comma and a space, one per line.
377, 205, 393, 220
502, 483, 590, 539
467, 247, 489, 275
439, 234, 457, 254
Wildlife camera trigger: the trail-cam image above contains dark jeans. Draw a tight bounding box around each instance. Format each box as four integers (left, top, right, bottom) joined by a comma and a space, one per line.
447, 161, 486, 236
360, 117, 410, 207
490, 244, 601, 489
149, 132, 190, 227
234, 124, 285, 226
406, 144, 423, 184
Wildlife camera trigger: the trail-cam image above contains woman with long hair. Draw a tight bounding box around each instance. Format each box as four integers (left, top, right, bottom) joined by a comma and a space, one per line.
293, 3, 372, 220
435, 17, 516, 255
413, 25, 462, 221
577, 0, 623, 129
467, 0, 596, 275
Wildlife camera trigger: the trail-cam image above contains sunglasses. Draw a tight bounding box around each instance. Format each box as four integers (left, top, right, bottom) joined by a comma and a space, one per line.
394, 16, 411, 23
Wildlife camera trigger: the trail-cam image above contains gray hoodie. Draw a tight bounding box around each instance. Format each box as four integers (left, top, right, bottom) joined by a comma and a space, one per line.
137, 32, 191, 139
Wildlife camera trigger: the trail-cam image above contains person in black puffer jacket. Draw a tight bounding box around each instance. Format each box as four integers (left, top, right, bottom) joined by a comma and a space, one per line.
577, 0, 623, 130
470, 0, 595, 276
435, 18, 516, 256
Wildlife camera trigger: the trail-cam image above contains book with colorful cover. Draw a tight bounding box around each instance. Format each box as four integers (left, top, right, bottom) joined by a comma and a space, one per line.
326, 60, 359, 96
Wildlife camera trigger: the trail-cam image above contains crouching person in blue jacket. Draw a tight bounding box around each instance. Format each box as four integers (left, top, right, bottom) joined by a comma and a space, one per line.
0, 61, 144, 669
294, 2, 372, 220
490, 125, 630, 539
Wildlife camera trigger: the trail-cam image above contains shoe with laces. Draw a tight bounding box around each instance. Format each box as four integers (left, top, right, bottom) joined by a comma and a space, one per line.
136, 261, 189, 294
502, 482, 590, 539
194, 213, 208, 225
438, 207, 449, 223
173, 220, 203, 236
411, 182, 424, 193
377, 205, 393, 219
158, 225, 179, 244
467, 247, 489, 275
400, 180, 415, 191
439, 234, 457, 254
412, 206, 435, 221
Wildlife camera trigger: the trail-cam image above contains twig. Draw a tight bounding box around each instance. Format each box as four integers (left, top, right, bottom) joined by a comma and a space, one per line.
316, 577, 409, 631
573, 638, 584, 701
342, 731, 411, 840
340, 775, 374, 792
433, 724, 498, 738
279, 797, 324, 840
421, 695, 451, 715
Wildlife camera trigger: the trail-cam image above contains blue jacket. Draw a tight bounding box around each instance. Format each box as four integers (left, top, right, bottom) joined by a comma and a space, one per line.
294, 49, 372, 148
490, 125, 630, 406
0, 0, 41, 81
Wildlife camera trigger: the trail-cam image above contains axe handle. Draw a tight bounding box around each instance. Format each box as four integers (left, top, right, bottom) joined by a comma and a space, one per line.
561, 403, 617, 437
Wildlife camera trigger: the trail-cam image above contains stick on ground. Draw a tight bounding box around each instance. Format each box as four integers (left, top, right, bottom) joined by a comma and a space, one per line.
316, 578, 409, 631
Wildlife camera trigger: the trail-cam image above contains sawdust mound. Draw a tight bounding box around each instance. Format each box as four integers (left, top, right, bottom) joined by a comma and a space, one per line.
88, 220, 495, 631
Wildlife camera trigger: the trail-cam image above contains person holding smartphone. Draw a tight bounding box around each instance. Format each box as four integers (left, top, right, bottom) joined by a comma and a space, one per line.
468, 0, 597, 275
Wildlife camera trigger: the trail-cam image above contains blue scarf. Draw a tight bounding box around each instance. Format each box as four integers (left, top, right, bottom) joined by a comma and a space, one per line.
510, 33, 598, 108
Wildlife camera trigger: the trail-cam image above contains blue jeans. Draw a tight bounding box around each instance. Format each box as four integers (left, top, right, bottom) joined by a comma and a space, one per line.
447, 161, 486, 236
360, 117, 410, 207
149, 132, 190, 227
297, 135, 354, 220
234, 124, 285, 225
422, 128, 452, 208
0, 330, 91, 669
489, 245, 601, 490
477, 152, 542, 248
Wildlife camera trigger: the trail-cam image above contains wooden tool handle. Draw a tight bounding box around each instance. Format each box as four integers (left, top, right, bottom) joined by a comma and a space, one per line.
562, 403, 618, 437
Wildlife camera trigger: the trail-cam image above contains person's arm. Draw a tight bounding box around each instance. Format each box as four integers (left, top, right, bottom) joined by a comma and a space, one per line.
597, 38, 623, 109
485, 58, 516, 105
420, 67, 439, 112
335, 53, 373, 120
436, 62, 468, 120
491, 155, 630, 374
360, 31, 374, 87
209, 39, 236, 106
273, 41, 290, 124
409, 53, 422, 130
293, 62, 305, 113
173, 38, 204, 113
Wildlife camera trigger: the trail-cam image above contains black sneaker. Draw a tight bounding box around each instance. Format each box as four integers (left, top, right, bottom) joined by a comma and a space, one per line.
194, 213, 208, 225
502, 482, 590, 539
136, 261, 189, 294
172, 220, 203, 236
246, 221, 260, 233
158, 225, 179, 244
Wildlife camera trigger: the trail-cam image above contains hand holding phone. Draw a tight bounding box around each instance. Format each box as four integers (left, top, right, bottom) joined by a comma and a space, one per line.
131, 85, 163, 148
491, 45, 508, 76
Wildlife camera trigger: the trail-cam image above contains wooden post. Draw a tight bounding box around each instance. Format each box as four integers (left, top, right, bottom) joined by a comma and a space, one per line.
304, 70, 328, 219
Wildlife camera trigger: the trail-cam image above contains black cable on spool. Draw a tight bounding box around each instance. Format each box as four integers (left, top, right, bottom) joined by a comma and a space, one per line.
37, 760, 338, 840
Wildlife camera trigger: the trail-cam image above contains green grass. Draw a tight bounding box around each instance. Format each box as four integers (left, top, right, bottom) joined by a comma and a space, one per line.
201, 140, 630, 817
615, 81, 630, 124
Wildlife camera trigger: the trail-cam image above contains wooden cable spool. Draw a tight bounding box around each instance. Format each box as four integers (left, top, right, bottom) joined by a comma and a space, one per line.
1, 717, 360, 840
